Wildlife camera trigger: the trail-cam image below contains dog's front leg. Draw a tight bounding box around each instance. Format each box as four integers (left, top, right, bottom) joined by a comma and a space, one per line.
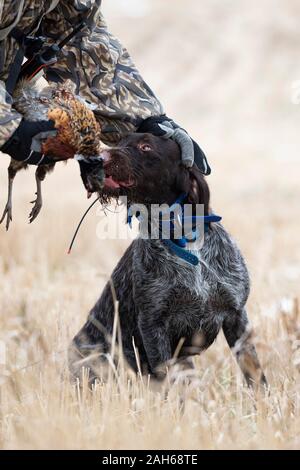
222, 308, 267, 390
138, 313, 172, 380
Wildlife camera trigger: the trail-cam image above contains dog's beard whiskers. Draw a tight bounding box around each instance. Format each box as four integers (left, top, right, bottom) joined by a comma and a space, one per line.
98, 191, 117, 205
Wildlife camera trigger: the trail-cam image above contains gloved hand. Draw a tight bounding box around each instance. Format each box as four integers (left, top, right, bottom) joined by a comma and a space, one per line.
0, 119, 57, 165
137, 116, 211, 175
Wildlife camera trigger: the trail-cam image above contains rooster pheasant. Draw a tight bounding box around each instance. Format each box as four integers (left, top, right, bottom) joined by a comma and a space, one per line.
1, 80, 103, 230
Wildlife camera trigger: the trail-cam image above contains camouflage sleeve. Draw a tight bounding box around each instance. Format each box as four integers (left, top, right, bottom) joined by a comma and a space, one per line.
42, 0, 164, 144
0, 81, 22, 149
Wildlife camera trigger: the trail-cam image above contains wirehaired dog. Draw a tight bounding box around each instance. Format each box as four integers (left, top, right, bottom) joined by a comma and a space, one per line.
69, 133, 266, 388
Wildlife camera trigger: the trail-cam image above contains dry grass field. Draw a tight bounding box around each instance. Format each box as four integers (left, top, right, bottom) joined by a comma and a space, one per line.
0, 0, 299, 449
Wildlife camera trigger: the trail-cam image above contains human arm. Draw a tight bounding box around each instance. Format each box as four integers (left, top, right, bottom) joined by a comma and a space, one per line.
41, 0, 164, 145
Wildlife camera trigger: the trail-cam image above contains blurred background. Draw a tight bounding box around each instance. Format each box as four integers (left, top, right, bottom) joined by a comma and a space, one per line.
0, 0, 300, 449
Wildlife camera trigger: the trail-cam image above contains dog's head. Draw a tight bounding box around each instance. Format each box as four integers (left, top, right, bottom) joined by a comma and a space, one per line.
96, 133, 210, 212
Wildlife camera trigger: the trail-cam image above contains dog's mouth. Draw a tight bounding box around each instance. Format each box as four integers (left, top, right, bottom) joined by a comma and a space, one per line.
101, 150, 134, 192
103, 174, 134, 190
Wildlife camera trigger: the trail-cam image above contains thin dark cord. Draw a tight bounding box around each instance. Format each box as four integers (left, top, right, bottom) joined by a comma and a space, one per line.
68, 196, 100, 254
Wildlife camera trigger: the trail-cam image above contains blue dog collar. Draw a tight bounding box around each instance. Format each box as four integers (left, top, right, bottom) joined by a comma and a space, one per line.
127, 193, 222, 266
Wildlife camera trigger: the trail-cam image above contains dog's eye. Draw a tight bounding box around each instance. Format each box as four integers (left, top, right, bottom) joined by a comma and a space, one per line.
139, 143, 152, 152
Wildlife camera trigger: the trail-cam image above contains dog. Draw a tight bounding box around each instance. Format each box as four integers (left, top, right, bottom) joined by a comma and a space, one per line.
68, 132, 267, 388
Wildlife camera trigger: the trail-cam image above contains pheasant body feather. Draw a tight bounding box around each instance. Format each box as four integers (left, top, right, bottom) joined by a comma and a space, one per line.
13, 80, 102, 160
1, 79, 103, 229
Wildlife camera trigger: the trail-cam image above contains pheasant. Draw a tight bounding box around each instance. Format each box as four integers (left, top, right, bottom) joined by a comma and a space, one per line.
1, 80, 104, 230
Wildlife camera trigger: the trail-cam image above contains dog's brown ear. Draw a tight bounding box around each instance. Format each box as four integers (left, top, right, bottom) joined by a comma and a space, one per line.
174, 164, 191, 194
174, 164, 210, 214
186, 166, 210, 215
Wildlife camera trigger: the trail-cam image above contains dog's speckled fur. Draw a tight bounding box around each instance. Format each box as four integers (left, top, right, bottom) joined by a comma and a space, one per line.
69, 133, 266, 387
